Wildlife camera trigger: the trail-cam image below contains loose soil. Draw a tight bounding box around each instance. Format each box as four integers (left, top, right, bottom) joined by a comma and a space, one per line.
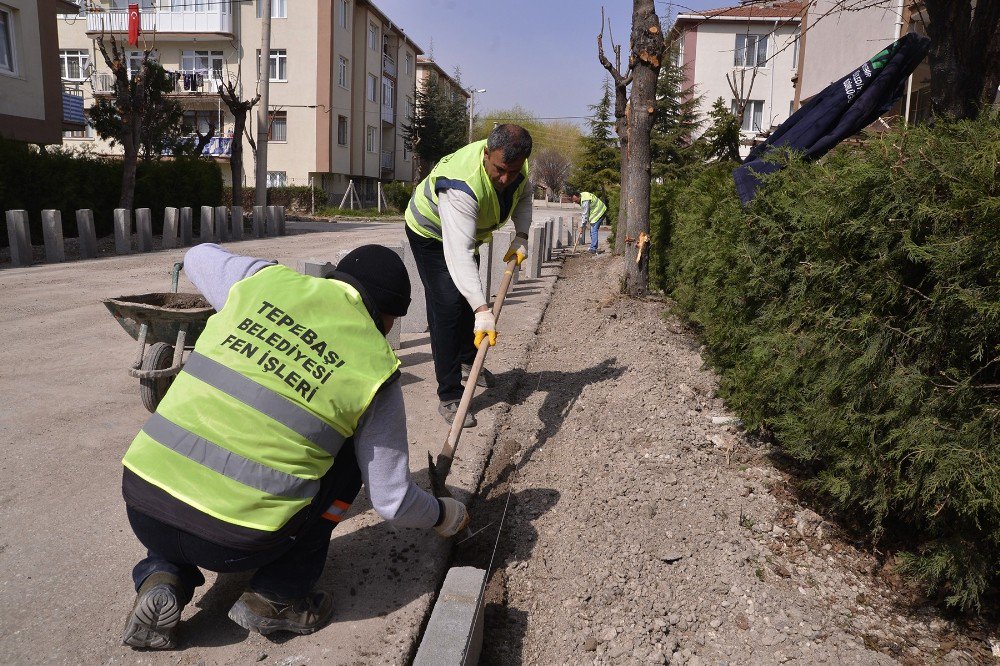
456, 253, 997, 665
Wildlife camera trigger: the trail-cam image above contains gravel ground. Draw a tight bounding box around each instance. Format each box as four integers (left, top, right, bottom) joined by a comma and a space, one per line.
456, 252, 997, 665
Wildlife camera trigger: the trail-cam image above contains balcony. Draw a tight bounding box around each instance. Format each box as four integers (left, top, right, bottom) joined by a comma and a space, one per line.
62, 85, 86, 130
86, 9, 233, 38
92, 70, 225, 96
380, 104, 395, 125
382, 53, 396, 78
380, 150, 394, 171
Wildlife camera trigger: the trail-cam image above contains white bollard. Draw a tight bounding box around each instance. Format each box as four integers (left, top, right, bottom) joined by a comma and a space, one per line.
41, 209, 66, 263
76, 209, 97, 259
114, 208, 132, 255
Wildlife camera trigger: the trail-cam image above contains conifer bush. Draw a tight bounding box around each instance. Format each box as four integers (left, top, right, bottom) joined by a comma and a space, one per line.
663, 116, 1000, 611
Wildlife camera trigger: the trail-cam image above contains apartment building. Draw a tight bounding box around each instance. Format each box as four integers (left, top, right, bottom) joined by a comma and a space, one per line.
673, 1, 805, 157
1, 0, 85, 144
55, 0, 422, 203
795, 1, 932, 123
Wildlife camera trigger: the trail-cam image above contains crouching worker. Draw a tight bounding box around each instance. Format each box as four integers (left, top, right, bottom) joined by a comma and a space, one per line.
120, 243, 470, 649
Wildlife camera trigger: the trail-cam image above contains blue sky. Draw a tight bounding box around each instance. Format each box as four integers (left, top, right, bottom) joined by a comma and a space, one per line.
376, 0, 724, 127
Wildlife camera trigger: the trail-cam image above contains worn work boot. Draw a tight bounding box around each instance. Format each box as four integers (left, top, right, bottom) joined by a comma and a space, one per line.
438, 400, 476, 428
461, 363, 495, 388
122, 572, 185, 649
228, 590, 334, 636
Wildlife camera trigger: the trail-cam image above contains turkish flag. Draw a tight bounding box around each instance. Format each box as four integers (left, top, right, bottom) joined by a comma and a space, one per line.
127, 3, 140, 46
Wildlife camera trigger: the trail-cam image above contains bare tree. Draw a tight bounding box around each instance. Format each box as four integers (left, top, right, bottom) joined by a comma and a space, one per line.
219, 62, 260, 210
531, 147, 572, 201
599, 0, 665, 295
597, 8, 632, 256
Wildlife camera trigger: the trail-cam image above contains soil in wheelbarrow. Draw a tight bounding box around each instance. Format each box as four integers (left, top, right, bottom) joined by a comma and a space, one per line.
124, 293, 212, 309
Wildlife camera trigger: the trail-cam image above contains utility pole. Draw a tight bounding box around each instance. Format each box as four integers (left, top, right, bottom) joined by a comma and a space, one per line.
254, 0, 272, 207
467, 87, 485, 142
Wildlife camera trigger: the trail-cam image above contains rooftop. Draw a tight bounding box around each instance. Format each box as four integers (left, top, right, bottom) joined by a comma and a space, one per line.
678, 1, 806, 20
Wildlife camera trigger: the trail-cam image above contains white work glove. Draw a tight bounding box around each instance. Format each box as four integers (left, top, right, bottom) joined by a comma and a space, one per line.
473, 310, 497, 348
434, 497, 470, 537
503, 236, 527, 266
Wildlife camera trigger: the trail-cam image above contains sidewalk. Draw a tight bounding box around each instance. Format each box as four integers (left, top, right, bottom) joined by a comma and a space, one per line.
0, 210, 566, 664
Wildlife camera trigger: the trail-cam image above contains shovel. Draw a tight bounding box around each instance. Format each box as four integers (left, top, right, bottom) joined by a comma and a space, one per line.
428, 257, 519, 501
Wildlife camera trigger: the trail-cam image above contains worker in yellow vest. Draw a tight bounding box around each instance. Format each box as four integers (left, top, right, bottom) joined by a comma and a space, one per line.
574, 191, 608, 254
405, 124, 533, 427
121, 243, 470, 650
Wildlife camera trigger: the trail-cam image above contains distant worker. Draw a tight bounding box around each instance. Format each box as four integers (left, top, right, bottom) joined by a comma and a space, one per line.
574, 191, 607, 254
120, 243, 470, 650
405, 124, 534, 427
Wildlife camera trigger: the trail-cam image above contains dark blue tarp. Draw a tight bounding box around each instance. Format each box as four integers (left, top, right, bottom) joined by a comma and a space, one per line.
733, 32, 931, 205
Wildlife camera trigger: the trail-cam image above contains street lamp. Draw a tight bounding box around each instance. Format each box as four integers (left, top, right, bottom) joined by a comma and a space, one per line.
467, 87, 486, 142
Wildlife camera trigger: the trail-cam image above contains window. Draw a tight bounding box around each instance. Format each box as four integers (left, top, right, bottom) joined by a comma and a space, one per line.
268, 110, 287, 141
127, 50, 157, 78
735, 33, 767, 67
337, 115, 348, 145
368, 22, 378, 51
257, 0, 287, 18
366, 73, 376, 102
183, 109, 223, 135
366, 125, 375, 152
258, 49, 287, 82
792, 31, 800, 67
266, 171, 287, 187
338, 0, 348, 29
181, 50, 223, 80
404, 52, 412, 75
64, 122, 94, 140
337, 56, 348, 88
60, 49, 89, 81
404, 96, 413, 121
382, 78, 393, 107
0, 7, 16, 76
731, 99, 764, 132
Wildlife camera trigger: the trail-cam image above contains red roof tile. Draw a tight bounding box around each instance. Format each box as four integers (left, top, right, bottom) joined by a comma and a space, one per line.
683, 1, 806, 19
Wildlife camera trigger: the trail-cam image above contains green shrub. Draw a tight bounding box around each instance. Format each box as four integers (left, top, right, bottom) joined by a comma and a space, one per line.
663, 115, 1000, 612
383, 181, 414, 213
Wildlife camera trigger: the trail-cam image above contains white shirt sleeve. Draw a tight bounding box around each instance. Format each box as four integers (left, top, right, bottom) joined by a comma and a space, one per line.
581, 200, 590, 227
439, 189, 489, 311
182, 243, 275, 310
353, 380, 440, 528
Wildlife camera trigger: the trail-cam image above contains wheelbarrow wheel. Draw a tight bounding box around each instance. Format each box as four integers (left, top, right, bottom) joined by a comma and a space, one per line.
140, 342, 175, 412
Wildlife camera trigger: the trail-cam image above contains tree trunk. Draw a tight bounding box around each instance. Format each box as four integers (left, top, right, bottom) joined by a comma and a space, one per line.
612, 92, 629, 256
230, 111, 247, 209
924, 0, 1000, 120
621, 0, 664, 296
119, 144, 138, 210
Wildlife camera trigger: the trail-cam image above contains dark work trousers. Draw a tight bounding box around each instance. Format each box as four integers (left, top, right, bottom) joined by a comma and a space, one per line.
406, 224, 479, 402
128, 442, 363, 603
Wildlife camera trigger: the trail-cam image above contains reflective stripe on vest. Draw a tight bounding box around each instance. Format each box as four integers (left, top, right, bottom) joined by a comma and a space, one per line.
582, 192, 608, 223
122, 265, 400, 532
405, 139, 530, 244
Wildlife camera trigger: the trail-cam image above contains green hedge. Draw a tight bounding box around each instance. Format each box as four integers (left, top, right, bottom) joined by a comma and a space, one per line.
223, 185, 327, 212
0, 138, 222, 245
662, 116, 1000, 611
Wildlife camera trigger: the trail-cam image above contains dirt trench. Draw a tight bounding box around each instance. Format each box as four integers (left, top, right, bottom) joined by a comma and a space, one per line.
454, 253, 995, 665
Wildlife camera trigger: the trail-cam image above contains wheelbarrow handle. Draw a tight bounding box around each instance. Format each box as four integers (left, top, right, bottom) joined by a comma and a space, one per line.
171, 262, 184, 294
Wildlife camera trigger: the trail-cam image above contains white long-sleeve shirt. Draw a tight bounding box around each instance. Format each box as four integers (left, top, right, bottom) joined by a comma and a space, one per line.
439, 187, 532, 311
183, 243, 440, 529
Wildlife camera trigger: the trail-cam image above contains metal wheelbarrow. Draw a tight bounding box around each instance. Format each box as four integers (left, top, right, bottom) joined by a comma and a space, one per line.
103, 262, 215, 412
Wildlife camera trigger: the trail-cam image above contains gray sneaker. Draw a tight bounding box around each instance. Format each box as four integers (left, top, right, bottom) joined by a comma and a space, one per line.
439, 400, 476, 427
228, 590, 334, 636
122, 572, 185, 649
461, 364, 495, 388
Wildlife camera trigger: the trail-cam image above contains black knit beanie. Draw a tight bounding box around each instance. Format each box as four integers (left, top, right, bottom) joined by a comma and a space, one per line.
335, 245, 411, 317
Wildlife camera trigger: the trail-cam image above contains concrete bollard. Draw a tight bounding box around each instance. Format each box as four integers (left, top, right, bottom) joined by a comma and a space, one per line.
545, 217, 554, 261
136, 208, 153, 252
162, 207, 179, 249
525, 224, 545, 279
214, 205, 229, 242
491, 227, 514, 295
252, 206, 266, 238
76, 209, 97, 259
113, 208, 132, 255
477, 240, 493, 301
401, 243, 428, 334
180, 207, 193, 246
266, 206, 279, 237
276, 206, 286, 235
5, 210, 32, 267
199, 206, 215, 243
555, 216, 565, 249
230, 206, 244, 241
41, 210, 66, 263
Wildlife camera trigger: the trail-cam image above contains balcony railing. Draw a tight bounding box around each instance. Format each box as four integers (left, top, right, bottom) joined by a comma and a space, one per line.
380, 150, 394, 171
382, 53, 396, 77
380, 104, 395, 125
62, 85, 86, 129
86, 9, 233, 36
92, 70, 224, 95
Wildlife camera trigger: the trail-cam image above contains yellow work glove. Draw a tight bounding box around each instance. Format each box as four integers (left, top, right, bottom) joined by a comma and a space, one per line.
473, 310, 497, 348
503, 236, 528, 266
434, 497, 470, 537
